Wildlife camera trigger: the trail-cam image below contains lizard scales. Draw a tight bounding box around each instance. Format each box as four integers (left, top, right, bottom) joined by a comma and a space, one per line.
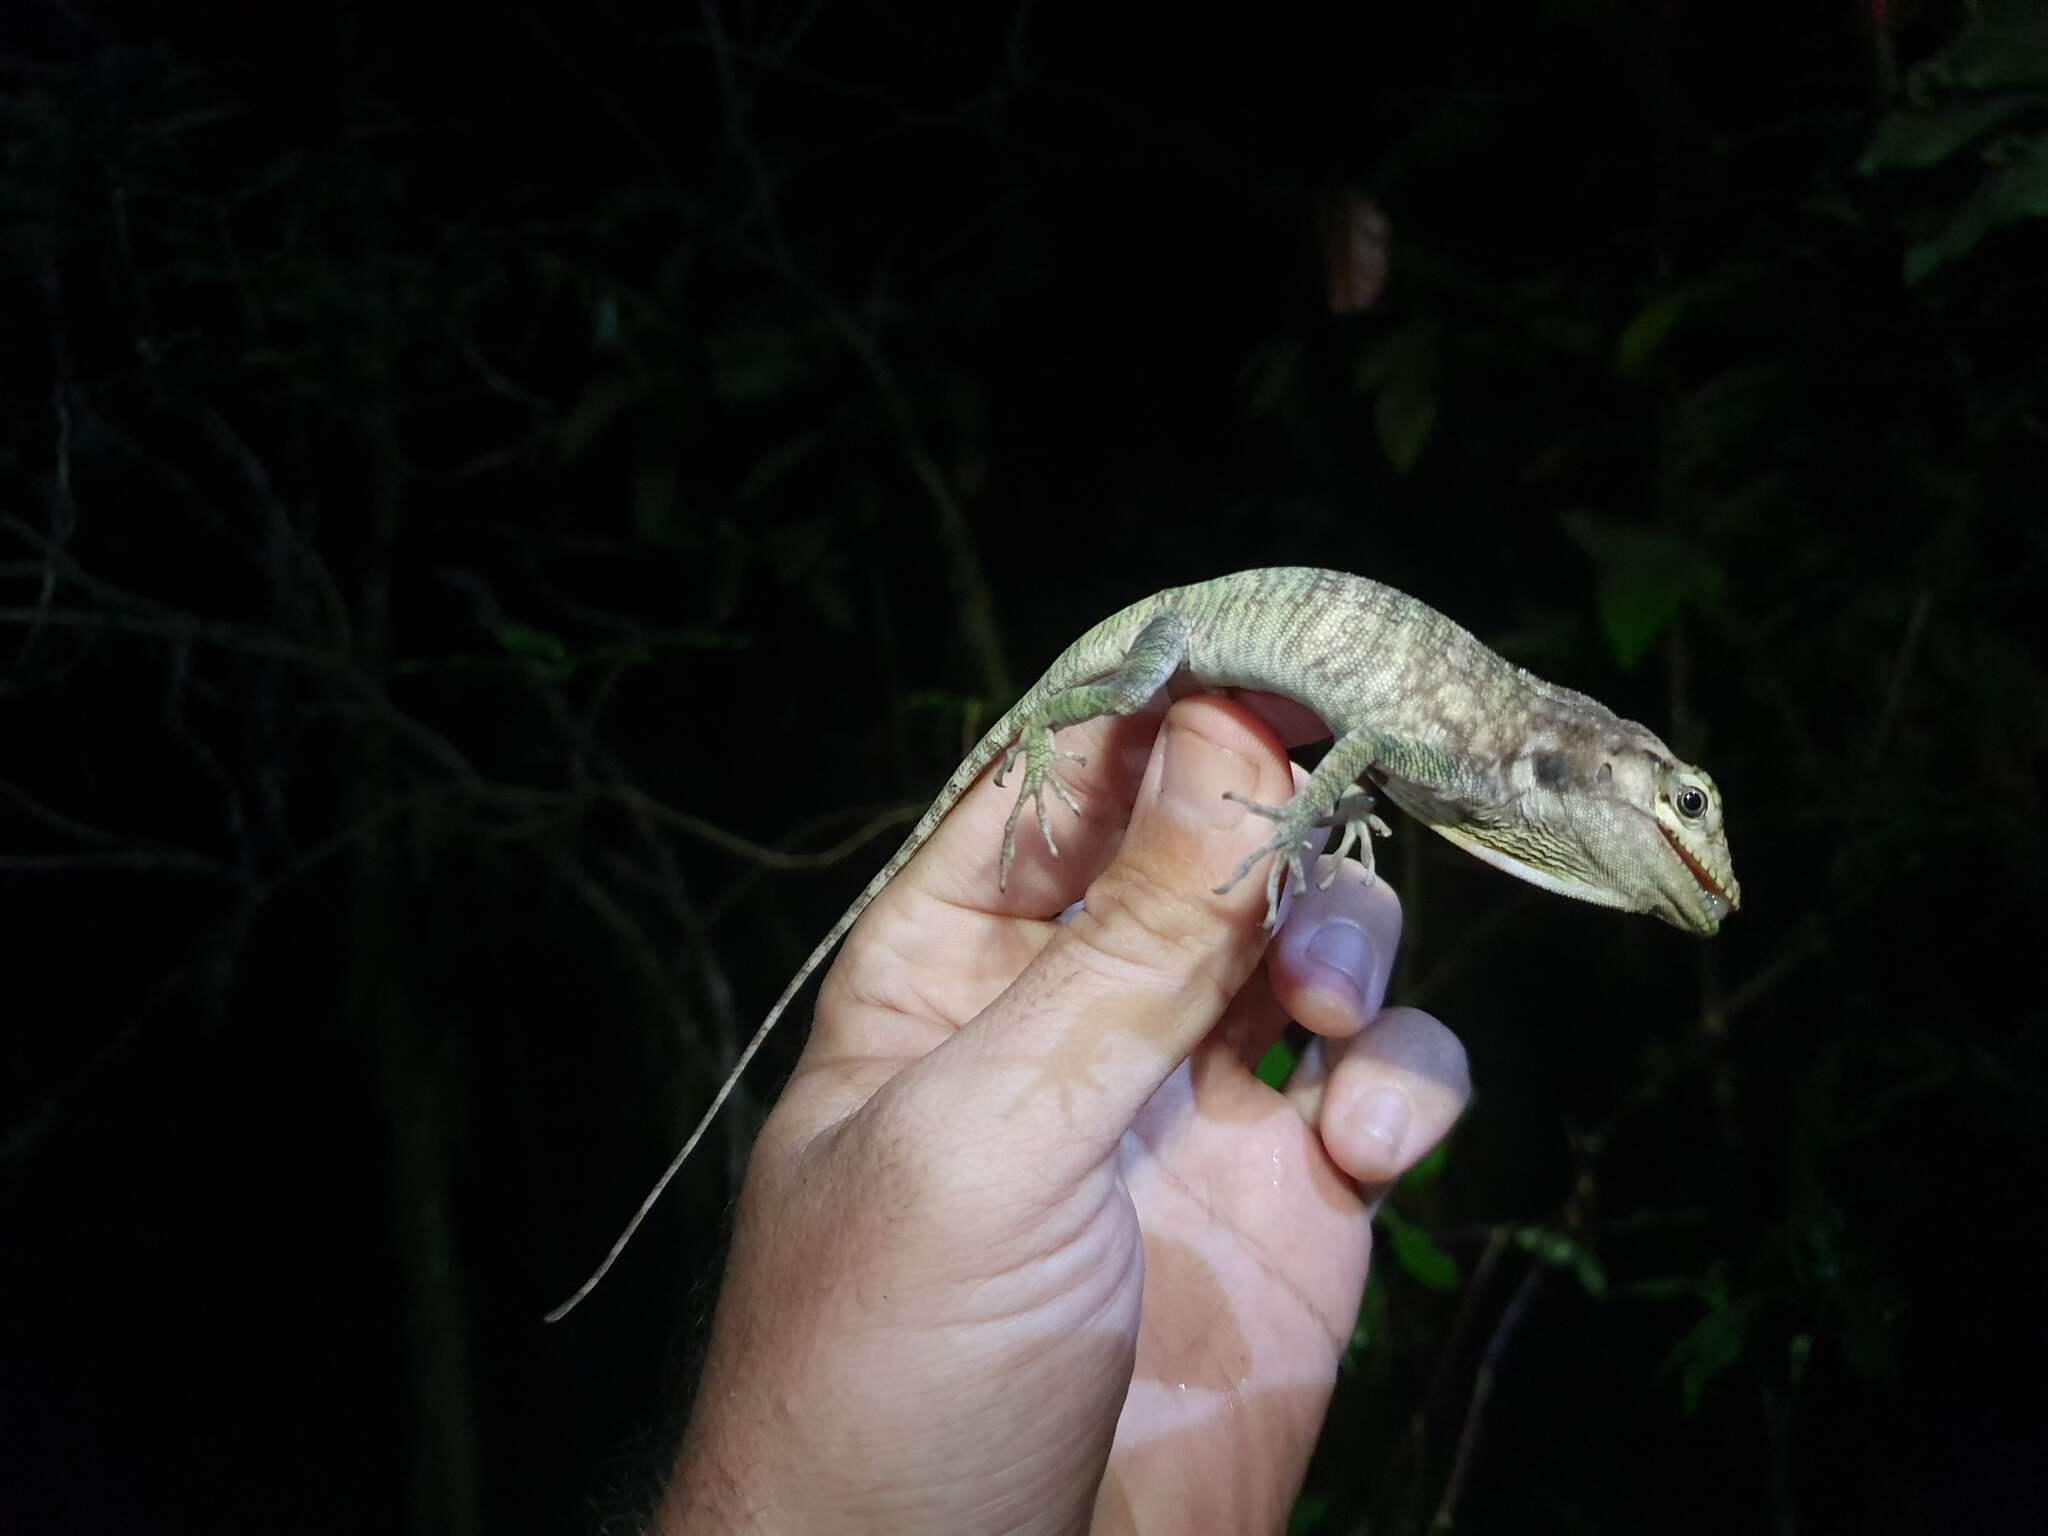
546, 567, 1740, 1320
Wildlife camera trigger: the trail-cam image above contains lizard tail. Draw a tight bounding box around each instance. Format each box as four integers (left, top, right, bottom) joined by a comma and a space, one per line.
543, 710, 1030, 1323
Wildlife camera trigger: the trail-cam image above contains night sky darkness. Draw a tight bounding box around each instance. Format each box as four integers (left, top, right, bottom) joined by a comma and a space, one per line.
3, 3, 2046, 1533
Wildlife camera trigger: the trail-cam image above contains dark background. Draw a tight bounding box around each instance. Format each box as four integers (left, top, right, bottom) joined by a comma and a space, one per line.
4, 1, 2045, 1532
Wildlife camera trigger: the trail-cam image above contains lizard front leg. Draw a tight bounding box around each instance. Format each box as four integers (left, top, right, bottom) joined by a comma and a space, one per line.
994, 610, 1190, 889
1216, 729, 1459, 929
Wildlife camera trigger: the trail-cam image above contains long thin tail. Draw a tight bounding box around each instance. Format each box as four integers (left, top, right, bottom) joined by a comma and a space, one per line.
541, 888, 877, 1321
543, 709, 1033, 1322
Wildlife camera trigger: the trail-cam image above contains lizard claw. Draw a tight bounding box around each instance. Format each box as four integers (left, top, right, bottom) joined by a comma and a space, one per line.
1215, 791, 1321, 930
1215, 788, 1389, 928
997, 725, 1085, 889
1321, 795, 1393, 888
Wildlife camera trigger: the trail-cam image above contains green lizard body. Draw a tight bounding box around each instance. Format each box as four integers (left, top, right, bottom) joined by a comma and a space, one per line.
546, 567, 1739, 1320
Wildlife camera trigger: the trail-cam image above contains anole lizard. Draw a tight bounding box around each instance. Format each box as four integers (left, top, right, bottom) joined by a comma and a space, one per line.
546, 567, 1740, 1320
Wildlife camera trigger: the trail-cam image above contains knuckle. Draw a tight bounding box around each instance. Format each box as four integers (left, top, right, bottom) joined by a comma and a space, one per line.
1071, 853, 1246, 1015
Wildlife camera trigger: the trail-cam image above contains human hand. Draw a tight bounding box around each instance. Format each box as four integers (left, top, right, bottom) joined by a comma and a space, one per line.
662, 694, 1470, 1535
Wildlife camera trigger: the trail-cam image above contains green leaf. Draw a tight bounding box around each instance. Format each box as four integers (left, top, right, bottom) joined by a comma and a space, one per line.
710, 321, 808, 403
1903, 132, 2048, 284
1378, 1206, 1462, 1292
1374, 383, 1437, 475
1945, 18, 2048, 92
1241, 335, 1304, 418
1352, 334, 1397, 393
1788, 1332, 1813, 1388
558, 373, 643, 463
1255, 1038, 1297, 1090
1617, 291, 1690, 375
1572, 1250, 1610, 1299
1562, 511, 1727, 670
1667, 1299, 1751, 1416
1340, 1269, 1386, 1376
632, 439, 688, 549
1355, 322, 1438, 474
1395, 1127, 1455, 1194
1511, 1225, 1608, 1298
1339, 1310, 1369, 1375
1861, 96, 2038, 174
492, 622, 573, 678
1622, 1274, 1703, 1303
734, 430, 825, 506
592, 291, 624, 353
1286, 1492, 1330, 1536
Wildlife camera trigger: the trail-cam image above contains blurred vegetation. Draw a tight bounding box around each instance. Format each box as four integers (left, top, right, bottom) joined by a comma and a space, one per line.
2, 2, 2044, 1533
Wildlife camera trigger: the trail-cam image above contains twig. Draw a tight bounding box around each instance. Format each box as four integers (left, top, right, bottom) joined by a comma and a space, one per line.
1722, 923, 1821, 1022
0, 850, 238, 877
610, 786, 920, 871
0, 606, 335, 664
1431, 1259, 1548, 1532
1380, 1225, 1508, 1523
1403, 887, 1536, 1009
1, 786, 456, 1169
697, 0, 1014, 699
0, 777, 128, 847
544, 849, 702, 1051
1864, 590, 1931, 766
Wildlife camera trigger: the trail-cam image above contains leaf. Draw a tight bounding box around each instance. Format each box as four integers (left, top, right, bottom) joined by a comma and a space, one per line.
592, 291, 624, 353
1511, 1225, 1608, 1299
1374, 383, 1436, 475
1286, 1492, 1330, 1536
1945, 18, 2048, 92
807, 568, 854, 629
1378, 1206, 1462, 1292
1617, 291, 1691, 375
1241, 336, 1304, 418
1255, 1038, 1297, 1090
492, 622, 573, 678
1623, 1274, 1704, 1303
733, 430, 826, 506
1396, 1127, 1454, 1194
710, 321, 808, 403
632, 437, 689, 549
558, 373, 643, 463
1354, 321, 1438, 473
1903, 132, 2048, 284
1861, 96, 2038, 174
1562, 511, 1727, 670
1340, 1270, 1386, 1377
1667, 1299, 1751, 1416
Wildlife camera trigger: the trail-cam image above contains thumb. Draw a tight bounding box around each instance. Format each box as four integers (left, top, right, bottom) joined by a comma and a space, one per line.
905, 694, 1300, 1171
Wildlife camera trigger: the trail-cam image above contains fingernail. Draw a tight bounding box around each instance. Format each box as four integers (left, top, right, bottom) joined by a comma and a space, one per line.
1349, 1087, 1410, 1157
1304, 919, 1376, 1019
1157, 722, 1255, 828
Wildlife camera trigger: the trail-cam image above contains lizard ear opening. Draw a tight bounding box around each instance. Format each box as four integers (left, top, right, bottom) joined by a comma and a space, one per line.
1596, 761, 1612, 785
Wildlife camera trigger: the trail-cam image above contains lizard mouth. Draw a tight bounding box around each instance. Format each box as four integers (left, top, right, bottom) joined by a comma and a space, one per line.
1659, 826, 1735, 914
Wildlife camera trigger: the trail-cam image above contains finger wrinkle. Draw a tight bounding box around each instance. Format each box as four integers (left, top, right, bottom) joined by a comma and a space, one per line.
1124, 1126, 1353, 1357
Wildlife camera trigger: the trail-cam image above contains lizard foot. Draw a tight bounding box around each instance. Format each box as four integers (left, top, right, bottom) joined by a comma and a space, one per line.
996, 723, 1087, 890
1321, 791, 1393, 889
1214, 791, 1324, 931
1214, 789, 1392, 927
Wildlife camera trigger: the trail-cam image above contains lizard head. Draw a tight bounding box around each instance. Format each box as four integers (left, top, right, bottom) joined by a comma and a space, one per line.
1411, 726, 1741, 935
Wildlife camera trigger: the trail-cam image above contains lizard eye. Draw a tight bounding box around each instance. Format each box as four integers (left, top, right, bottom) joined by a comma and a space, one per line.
1674, 785, 1708, 820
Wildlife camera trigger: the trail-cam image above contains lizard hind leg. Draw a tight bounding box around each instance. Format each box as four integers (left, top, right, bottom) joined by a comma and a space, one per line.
997, 725, 1089, 886
993, 608, 1191, 892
